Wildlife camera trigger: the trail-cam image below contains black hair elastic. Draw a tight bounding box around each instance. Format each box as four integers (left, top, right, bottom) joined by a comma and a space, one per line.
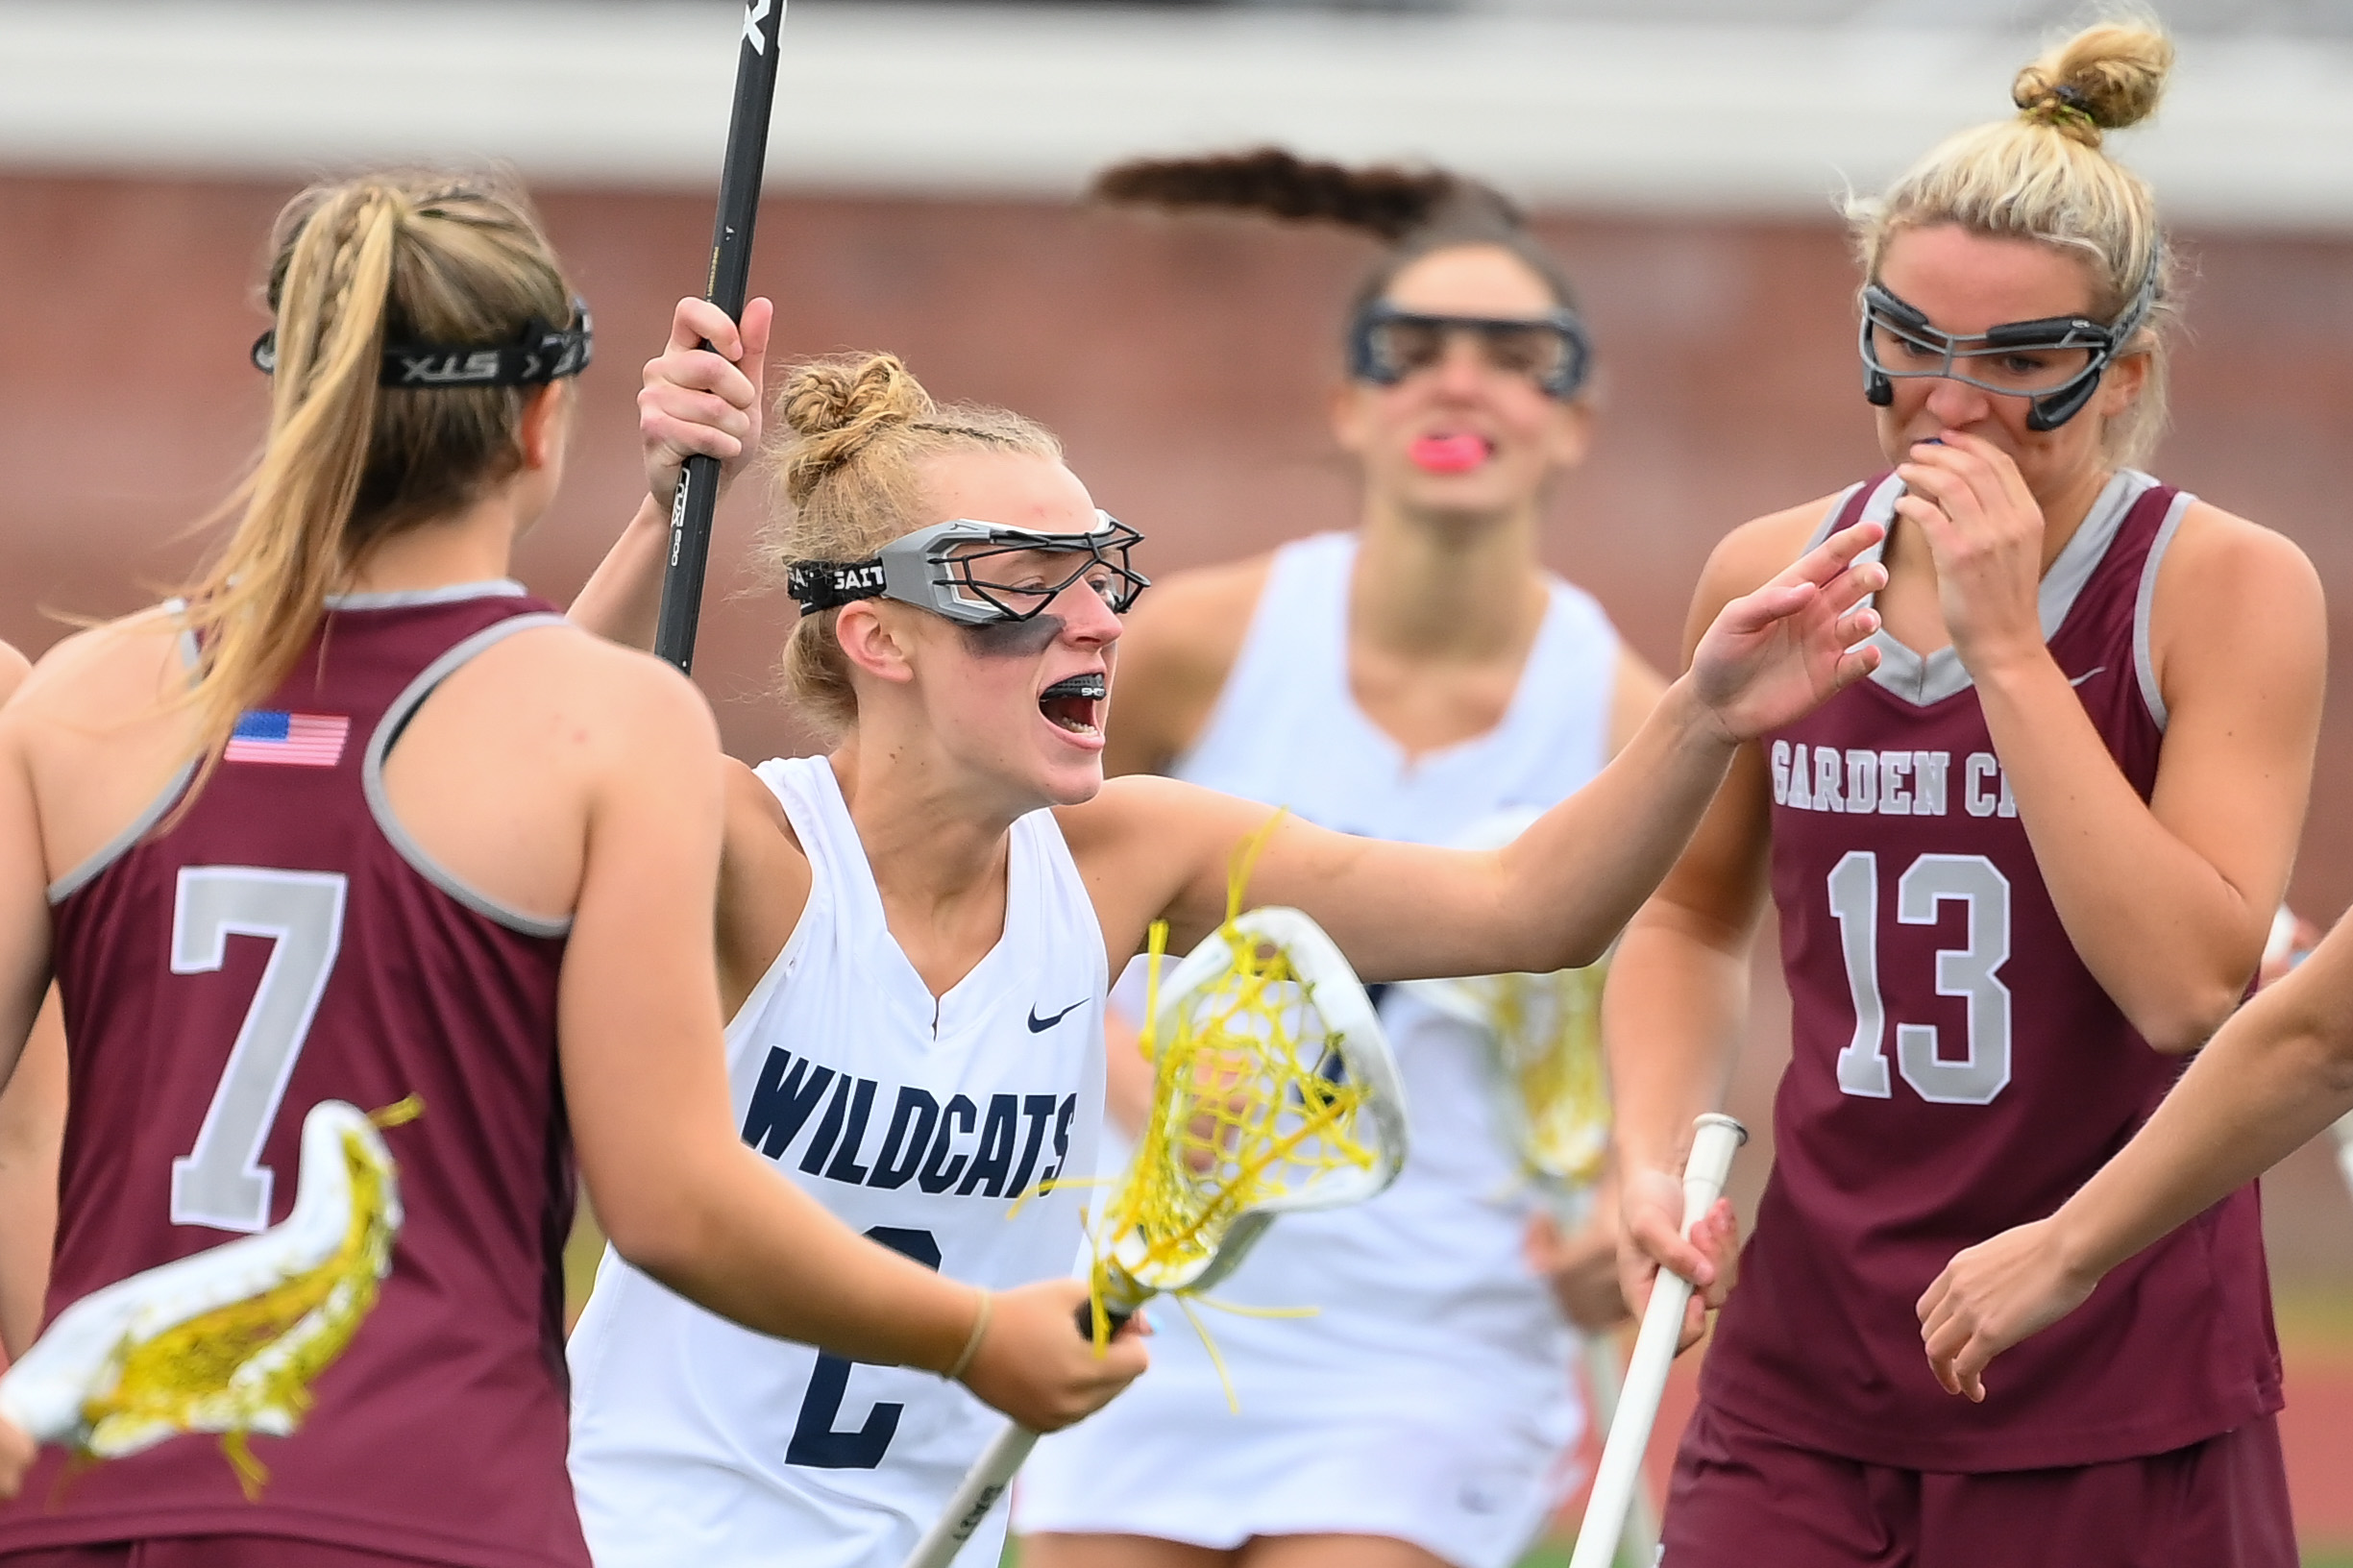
250, 298, 594, 388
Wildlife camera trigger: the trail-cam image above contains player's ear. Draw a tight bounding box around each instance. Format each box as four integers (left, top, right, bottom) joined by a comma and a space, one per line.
516, 381, 571, 473
833, 600, 916, 688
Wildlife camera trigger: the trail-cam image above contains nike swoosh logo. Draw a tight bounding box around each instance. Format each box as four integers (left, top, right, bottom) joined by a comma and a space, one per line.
1028, 1000, 1086, 1033
2069, 665, 2106, 687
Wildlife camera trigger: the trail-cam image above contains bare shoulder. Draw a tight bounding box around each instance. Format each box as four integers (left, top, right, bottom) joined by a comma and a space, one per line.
0, 642, 29, 707
2151, 498, 2324, 681
478, 620, 719, 754
8, 607, 189, 726
1703, 495, 1850, 602
1105, 553, 1276, 775
1053, 772, 1195, 856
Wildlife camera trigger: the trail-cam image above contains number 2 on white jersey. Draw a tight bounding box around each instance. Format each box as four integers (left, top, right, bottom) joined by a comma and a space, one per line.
169, 866, 350, 1232
1827, 850, 2013, 1105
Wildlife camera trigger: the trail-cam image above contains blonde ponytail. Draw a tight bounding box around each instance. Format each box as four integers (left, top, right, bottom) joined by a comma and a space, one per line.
1849, 22, 2176, 464
179, 170, 574, 784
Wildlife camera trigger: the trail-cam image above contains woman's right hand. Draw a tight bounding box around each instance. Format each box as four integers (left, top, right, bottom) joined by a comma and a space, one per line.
1617, 1164, 1739, 1353
641, 295, 774, 512
0, 1414, 31, 1499
958, 1277, 1149, 1433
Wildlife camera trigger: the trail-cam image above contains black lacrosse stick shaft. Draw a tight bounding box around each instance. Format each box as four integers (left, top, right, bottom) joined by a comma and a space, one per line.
654, 0, 789, 675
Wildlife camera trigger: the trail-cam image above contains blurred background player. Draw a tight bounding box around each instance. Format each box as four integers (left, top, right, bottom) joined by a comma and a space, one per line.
558, 275, 1885, 1568
1605, 23, 2324, 1567
0, 170, 1140, 1556
1012, 150, 1657, 1568
0, 639, 63, 1369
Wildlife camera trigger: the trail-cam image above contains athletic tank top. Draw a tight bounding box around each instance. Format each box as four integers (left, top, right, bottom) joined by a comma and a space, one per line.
565, 753, 1107, 1568
1703, 470, 2282, 1471
1159, 529, 1619, 1384
0, 583, 587, 1568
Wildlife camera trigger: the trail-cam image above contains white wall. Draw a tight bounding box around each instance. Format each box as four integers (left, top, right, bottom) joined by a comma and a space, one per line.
1, 1, 2348, 227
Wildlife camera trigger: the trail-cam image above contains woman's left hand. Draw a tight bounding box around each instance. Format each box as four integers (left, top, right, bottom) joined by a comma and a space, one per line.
1526, 1208, 1630, 1331
1894, 432, 2049, 676
1916, 1216, 2098, 1403
1688, 518, 1887, 743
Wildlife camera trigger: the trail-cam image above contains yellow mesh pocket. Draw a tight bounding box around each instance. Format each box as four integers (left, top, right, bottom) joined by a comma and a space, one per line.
1, 1097, 415, 1499
1463, 960, 1611, 1189
1085, 815, 1406, 1342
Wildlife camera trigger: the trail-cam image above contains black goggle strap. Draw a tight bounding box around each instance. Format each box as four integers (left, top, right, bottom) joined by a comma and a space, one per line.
786, 559, 888, 617
251, 298, 594, 388
1347, 303, 1593, 399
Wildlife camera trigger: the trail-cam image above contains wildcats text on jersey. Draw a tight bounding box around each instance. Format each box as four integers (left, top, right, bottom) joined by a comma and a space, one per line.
740, 1045, 1078, 1201
1770, 742, 2017, 819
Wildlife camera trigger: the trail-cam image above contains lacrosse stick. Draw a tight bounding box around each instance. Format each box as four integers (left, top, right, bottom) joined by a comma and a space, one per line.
900, 877, 1409, 1568
1406, 809, 1655, 1566
0, 1098, 411, 1497
653, 0, 789, 674
1567, 1113, 1746, 1568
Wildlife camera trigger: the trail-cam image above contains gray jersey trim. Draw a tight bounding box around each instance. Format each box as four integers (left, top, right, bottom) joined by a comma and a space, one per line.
326, 579, 528, 611
48, 607, 202, 905
1860, 469, 2153, 710
363, 612, 575, 940
2132, 488, 2195, 733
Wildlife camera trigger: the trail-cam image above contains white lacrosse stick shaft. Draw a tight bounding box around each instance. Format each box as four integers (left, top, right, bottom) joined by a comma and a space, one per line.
1580, 1333, 1661, 1568
2332, 1112, 2353, 1201
1567, 1113, 1747, 1568
901, 1422, 1039, 1568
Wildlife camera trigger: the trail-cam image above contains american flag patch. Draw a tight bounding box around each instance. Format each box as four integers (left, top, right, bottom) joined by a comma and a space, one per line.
224, 710, 350, 768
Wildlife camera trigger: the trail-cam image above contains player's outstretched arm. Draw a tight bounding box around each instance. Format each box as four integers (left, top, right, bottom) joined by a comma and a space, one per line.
569, 295, 775, 650
557, 646, 1143, 1432
1095, 515, 1883, 988
1920, 902, 2353, 1402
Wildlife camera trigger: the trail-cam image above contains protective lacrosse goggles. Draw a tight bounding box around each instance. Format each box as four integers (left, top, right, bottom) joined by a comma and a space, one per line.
251, 298, 594, 388
1859, 266, 2156, 431
786, 512, 1149, 625
1348, 302, 1593, 400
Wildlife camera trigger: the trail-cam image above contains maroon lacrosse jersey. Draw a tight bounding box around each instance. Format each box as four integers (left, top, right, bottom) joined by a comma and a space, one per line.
0, 584, 591, 1568
1700, 472, 2282, 1472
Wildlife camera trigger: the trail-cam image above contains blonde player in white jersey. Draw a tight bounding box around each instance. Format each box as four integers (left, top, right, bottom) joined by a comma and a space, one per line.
558, 296, 1886, 1567
1014, 153, 1655, 1568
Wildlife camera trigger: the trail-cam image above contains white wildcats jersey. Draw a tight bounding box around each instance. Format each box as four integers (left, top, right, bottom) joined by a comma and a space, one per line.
567, 754, 1107, 1568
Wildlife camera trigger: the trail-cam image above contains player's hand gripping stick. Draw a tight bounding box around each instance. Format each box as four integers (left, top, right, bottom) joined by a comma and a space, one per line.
899, 1297, 1134, 1568
1568, 1113, 1747, 1568
653, 0, 788, 674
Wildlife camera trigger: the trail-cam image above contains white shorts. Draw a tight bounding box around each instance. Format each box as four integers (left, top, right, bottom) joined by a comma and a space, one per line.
1015, 1340, 1583, 1568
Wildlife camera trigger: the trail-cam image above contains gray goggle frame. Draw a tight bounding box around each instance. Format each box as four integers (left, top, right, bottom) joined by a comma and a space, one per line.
787, 512, 1148, 625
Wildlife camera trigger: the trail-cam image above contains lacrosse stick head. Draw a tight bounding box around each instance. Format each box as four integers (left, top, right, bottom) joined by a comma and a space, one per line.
1404, 808, 1612, 1200
0, 1097, 410, 1496
1091, 905, 1409, 1323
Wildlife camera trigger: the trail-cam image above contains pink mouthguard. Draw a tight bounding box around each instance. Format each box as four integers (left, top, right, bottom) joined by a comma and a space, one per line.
1409, 433, 1487, 475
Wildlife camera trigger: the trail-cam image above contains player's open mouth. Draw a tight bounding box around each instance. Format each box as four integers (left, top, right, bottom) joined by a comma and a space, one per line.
1040, 672, 1107, 736
1409, 432, 1492, 475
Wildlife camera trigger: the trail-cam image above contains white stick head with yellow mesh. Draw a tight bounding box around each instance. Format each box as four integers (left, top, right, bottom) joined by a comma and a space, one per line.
1091, 905, 1409, 1319
0, 1097, 407, 1493
1403, 808, 1612, 1205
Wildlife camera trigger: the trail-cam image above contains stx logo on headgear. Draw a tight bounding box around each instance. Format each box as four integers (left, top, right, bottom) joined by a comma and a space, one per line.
742, 0, 775, 53
394, 351, 504, 386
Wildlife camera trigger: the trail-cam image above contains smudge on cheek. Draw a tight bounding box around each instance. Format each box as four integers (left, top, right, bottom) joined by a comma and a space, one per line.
959, 615, 1064, 660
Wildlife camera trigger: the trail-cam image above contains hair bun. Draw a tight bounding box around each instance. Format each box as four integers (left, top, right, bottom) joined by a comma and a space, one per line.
1092, 148, 1514, 243
775, 353, 934, 505
2013, 23, 2173, 146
